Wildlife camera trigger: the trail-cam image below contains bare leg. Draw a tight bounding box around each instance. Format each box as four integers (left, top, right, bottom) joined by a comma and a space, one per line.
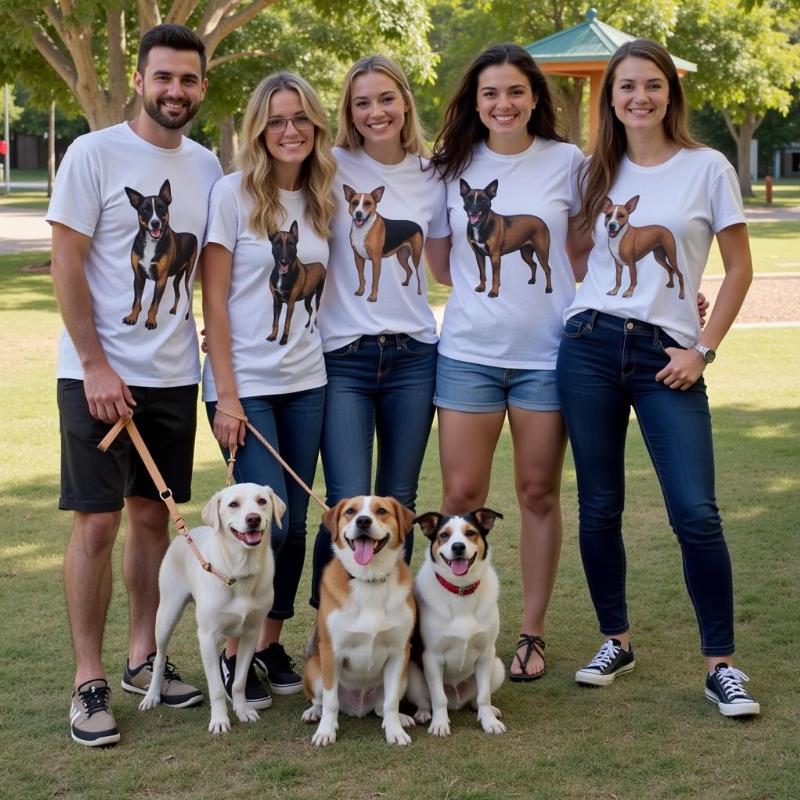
65, 511, 121, 685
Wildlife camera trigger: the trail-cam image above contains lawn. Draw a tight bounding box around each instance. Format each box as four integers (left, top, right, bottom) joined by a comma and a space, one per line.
1, 251, 799, 800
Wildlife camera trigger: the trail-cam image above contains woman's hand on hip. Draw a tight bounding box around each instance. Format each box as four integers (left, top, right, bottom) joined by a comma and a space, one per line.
656, 348, 706, 391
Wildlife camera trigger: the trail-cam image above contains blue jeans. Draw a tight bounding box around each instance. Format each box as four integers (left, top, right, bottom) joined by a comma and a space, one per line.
556, 310, 734, 657
309, 334, 437, 608
206, 386, 325, 620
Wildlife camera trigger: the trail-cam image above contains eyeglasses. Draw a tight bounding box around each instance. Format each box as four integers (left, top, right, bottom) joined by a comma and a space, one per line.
265, 114, 314, 134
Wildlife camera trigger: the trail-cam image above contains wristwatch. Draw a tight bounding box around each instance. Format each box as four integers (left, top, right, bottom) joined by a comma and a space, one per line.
692, 343, 716, 363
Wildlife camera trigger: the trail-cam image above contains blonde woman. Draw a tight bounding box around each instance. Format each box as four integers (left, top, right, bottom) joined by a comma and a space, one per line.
308, 55, 449, 607
201, 72, 335, 707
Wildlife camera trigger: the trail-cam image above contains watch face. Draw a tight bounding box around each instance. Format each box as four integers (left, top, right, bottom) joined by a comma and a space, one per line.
705, 349, 716, 363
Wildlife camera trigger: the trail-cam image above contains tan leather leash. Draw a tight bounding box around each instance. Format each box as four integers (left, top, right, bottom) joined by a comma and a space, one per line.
97, 417, 236, 586
215, 405, 329, 513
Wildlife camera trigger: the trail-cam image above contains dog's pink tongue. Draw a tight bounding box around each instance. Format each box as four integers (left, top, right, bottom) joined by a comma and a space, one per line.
451, 558, 470, 577
150, 229, 161, 239
353, 536, 375, 566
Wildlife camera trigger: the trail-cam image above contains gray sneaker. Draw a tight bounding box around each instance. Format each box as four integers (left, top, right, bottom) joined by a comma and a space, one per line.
122, 653, 203, 708
70, 679, 120, 747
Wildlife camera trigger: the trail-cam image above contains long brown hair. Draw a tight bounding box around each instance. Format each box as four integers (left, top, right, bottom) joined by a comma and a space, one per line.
580, 38, 702, 232
334, 55, 427, 157
429, 43, 565, 181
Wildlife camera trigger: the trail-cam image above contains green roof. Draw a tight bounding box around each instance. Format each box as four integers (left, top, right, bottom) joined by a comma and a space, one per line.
524, 9, 696, 72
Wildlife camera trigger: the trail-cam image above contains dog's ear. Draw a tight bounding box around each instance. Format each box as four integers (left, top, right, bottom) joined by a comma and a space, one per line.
159, 179, 172, 205
343, 184, 355, 202
124, 187, 143, 208
289, 220, 298, 239
265, 487, 286, 529
625, 195, 640, 213
485, 179, 498, 199
268, 229, 278, 243
459, 179, 471, 197
602, 196, 614, 214
322, 499, 348, 544
371, 186, 385, 203
388, 499, 415, 542
414, 511, 442, 541
201, 490, 225, 534
471, 508, 503, 533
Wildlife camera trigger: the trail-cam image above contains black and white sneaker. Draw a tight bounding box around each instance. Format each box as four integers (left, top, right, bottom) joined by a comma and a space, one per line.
705, 663, 760, 717
575, 638, 635, 686
254, 642, 303, 695
219, 651, 272, 709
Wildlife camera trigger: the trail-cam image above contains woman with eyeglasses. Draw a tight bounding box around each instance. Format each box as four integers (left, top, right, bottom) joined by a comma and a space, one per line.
200, 72, 336, 708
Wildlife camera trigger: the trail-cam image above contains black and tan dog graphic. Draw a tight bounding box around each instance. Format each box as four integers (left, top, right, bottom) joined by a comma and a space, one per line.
123, 179, 198, 330
460, 178, 552, 299
343, 185, 424, 302
602, 195, 684, 299
267, 221, 326, 346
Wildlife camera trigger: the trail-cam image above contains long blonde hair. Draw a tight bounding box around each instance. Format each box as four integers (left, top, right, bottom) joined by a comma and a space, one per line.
237, 71, 336, 238
580, 39, 702, 232
334, 55, 427, 157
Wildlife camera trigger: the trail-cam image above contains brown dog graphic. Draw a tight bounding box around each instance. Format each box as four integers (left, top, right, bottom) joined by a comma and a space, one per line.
123, 180, 198, 330
460, 178, 552, 299
343, 185, 424, 303
603, 196, 685, 299
267, 221, 326, 346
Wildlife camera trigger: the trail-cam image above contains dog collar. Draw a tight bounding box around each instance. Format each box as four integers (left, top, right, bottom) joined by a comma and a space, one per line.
435, 572, 480, 596
347, 572, 388, 584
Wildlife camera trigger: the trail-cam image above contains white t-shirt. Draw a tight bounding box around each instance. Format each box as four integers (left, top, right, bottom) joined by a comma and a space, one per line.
317, 147, 449, 351
565, 147, 746, 347
201, 172, 328, 401
47, 122, 222, 387
438, 138, 584, 369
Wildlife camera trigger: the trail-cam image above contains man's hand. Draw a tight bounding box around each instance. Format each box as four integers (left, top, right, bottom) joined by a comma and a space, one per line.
83, 362, 135, 423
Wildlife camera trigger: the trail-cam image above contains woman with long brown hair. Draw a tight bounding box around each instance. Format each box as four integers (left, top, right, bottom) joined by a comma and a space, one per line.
557, 39, 759, 716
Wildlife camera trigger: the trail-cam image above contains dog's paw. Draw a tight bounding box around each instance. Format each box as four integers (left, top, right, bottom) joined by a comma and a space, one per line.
234, 704, 260, 724
428, 714, 451, 738
139, 692, 161, 712
266, 333, 277, 342
311, 723, 337, 747
367, 294, 378, 303
488, 290, 499, 298
354, 287, 365, 297
489, 705, 502, 718
478, 711, 506, 735
413, 709, 432, 725
208, 715, 231, 734
385, 725, 412, 746
398, 713, 416, 729
302, 705, 321, 724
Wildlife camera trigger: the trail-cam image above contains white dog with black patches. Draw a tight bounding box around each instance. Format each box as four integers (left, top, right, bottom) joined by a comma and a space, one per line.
139, 483, 285, 734
406, 508, 506, 737
302, 496, 417, 747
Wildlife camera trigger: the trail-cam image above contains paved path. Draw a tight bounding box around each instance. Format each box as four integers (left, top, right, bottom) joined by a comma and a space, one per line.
0, 207, 51, 254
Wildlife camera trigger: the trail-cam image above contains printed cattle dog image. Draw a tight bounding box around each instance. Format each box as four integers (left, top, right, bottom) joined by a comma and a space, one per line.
460, 178, 552, 299
267, 221, 326, 346
602, 195, 685, 299
343, 184, 424, 303
123, 179, 198, 330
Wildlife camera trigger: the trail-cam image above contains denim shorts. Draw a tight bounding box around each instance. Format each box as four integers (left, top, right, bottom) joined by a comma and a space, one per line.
434, 354, 560, 413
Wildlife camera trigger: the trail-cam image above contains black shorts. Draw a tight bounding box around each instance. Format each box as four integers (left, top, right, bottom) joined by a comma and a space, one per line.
57, 379, 198, 512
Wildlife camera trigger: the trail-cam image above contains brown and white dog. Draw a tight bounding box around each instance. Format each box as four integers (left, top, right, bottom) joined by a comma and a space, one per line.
603, 195, 685, 299
343, 185, 424, 302
302, 496, 417, 747
406, 509, 506, 737
460, 178, 552, 299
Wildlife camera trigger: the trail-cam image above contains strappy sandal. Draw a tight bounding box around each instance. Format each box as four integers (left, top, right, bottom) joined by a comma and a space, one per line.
510, 634, 546, 682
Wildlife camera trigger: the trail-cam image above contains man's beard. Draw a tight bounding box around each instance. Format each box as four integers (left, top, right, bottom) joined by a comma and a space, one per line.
142, 94, 200, 130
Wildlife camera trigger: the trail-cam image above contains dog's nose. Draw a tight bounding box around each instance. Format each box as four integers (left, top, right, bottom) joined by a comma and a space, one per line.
355, 515, 372, 530
245, 512, 262, 529
451, 542, 466, 556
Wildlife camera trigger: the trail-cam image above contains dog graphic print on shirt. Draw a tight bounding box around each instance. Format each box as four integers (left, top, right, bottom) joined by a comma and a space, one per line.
343, 184, 424, 303
460, 178, 552, 299
123, 179, 198, 330
267, 220, 326, 346
602, 195, 685, 300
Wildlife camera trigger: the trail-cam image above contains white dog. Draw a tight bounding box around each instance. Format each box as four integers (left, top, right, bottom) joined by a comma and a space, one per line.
302, 496, 416, 747
406, 509, 506, 737
139, 483, 285, 734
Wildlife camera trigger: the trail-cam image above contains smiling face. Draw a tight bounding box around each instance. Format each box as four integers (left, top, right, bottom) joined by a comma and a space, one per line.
263, 88, 315, 185
349, 71, 408, 160
202, 483, 286, 550
611, 56, 670, 136
476, 62, 536, 153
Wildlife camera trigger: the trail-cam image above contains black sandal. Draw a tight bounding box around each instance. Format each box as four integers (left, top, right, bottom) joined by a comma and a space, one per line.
510, 634, 546, 682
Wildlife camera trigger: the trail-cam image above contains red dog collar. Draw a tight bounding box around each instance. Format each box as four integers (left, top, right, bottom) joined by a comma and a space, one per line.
436, 572, 480, 596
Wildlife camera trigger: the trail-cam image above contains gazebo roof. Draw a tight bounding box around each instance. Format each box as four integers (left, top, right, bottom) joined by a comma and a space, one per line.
525, 9, 696, 73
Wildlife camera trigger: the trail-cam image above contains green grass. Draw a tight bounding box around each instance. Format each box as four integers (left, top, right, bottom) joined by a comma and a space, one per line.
746, 178, 800, 208
1, 250, 799, 799
706, 221, 800, 275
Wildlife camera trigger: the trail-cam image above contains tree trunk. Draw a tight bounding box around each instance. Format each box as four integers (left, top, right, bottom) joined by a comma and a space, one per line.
557, 78, 585, 148
219, 115, 238, 173
722, 110, 763, 198
47, 100, 55, 196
